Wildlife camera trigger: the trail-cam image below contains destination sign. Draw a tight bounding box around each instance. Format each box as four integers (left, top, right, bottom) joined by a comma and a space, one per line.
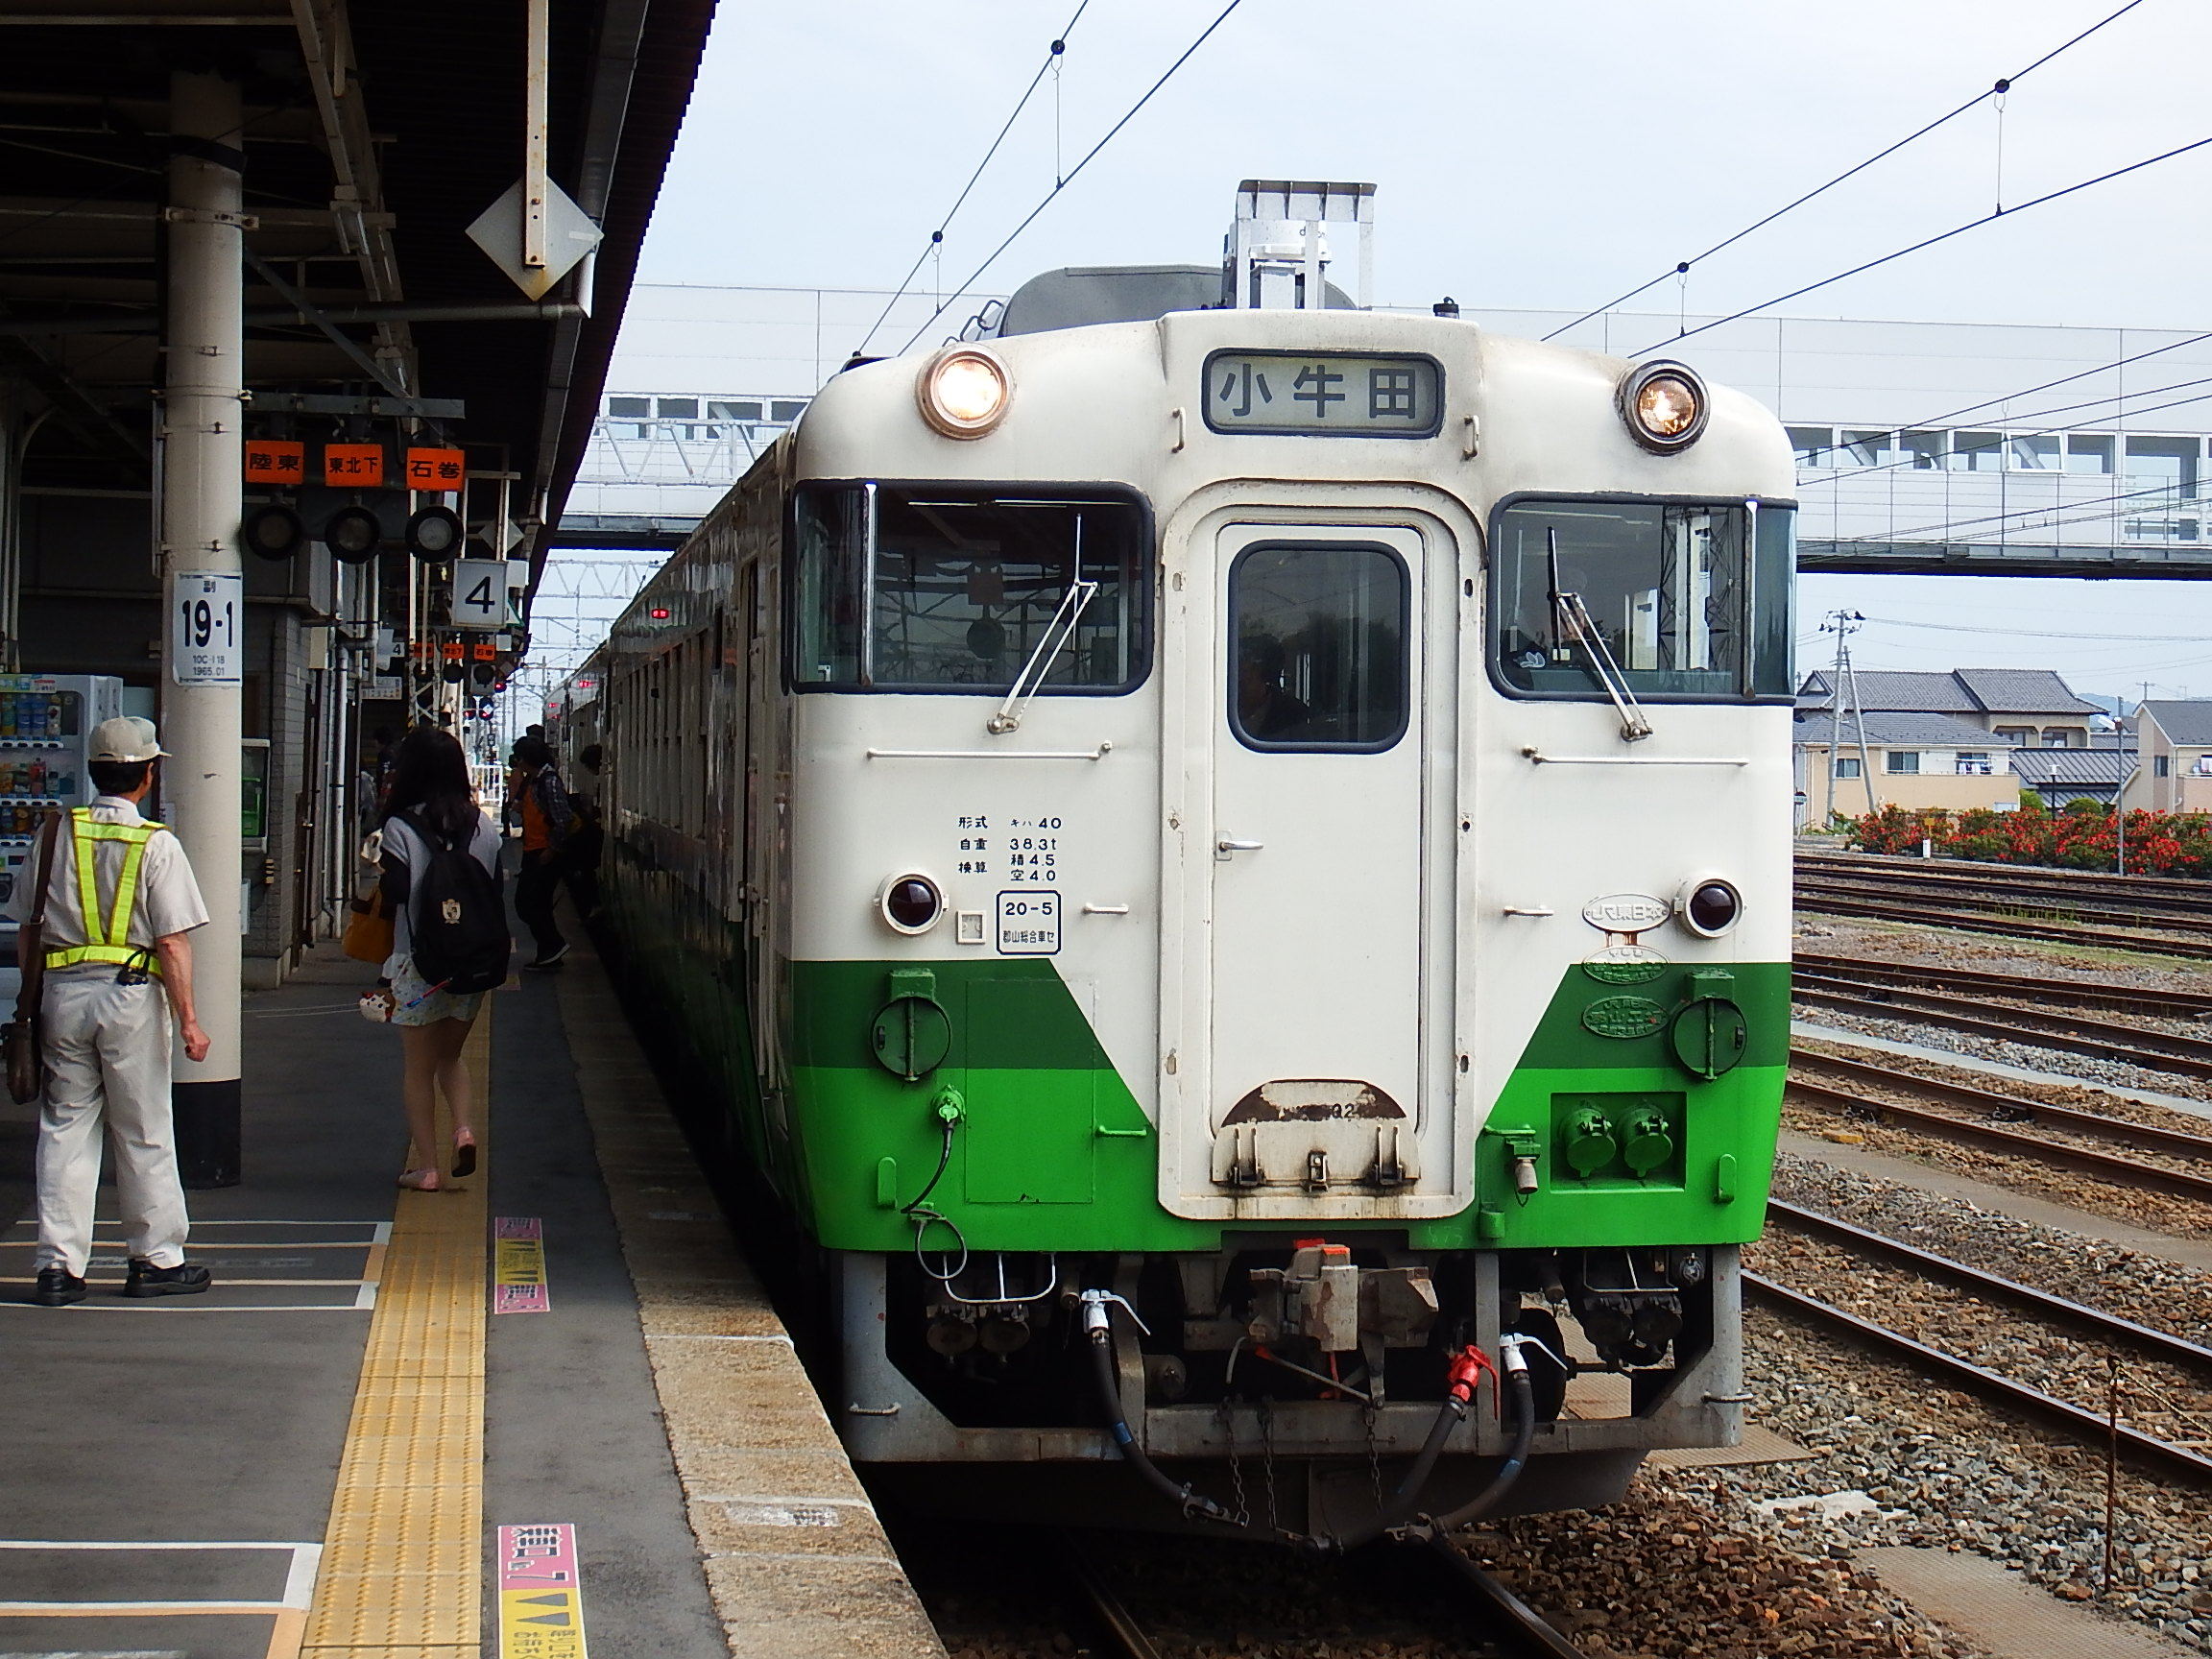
1203, 349, 1443, 438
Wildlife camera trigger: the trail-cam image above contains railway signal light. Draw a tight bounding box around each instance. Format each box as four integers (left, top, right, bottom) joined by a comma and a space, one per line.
241, 504, 306, 562
406, 504, 466, 563
324, 504, 383, 564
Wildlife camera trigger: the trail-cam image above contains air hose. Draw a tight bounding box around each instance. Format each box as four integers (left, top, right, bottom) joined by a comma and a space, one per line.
1080, 1290, 1241, 1526
1403, 1335, 1537, 1542
1319, 1342, 1494, 1553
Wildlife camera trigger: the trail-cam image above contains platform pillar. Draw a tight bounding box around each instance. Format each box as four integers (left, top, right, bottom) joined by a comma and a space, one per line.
162, 68, 245, 1188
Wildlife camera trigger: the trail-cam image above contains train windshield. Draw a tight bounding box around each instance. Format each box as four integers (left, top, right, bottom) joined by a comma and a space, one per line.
1491, 498, 1793, 701
790, 483, 1147, 693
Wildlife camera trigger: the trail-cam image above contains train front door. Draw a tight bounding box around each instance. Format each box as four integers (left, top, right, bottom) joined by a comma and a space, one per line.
1201, 520, 1433, 1200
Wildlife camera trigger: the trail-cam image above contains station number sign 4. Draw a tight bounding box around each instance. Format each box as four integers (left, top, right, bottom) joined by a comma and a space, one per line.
172, 571, 243, 685
450, 558, 513, 631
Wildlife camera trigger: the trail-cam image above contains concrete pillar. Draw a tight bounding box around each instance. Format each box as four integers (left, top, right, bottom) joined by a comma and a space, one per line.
163, 69, 245, 1188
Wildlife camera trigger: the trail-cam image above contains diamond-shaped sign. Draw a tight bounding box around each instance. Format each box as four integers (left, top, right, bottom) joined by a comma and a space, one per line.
467, 177, 602, 301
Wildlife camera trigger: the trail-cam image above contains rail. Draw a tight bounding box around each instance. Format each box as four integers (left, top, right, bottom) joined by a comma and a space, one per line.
1795, 951, 2212, 1020
1792, 974, 2212, 1080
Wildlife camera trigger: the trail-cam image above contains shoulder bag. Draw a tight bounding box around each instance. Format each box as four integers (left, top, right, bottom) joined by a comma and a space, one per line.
344, 823, 397, 964
5, 809, 64, 1104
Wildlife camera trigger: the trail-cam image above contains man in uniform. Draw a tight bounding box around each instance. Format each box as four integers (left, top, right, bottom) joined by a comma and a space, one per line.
8, 716, 213, 1306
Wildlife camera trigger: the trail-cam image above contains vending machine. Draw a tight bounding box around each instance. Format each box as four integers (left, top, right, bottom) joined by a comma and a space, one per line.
0, 672, 124, 914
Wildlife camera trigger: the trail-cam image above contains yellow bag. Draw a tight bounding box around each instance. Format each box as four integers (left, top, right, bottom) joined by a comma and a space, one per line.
343, 885, 395, 964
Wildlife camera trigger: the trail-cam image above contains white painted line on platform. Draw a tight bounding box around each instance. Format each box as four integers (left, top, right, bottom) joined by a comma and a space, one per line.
644, 1332, 792, 1345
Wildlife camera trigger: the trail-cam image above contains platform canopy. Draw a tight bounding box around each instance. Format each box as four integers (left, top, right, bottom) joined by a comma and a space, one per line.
0, 0, 713, 610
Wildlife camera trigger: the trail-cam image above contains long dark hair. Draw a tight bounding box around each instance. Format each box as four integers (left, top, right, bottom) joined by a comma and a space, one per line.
383, 727, 478, 842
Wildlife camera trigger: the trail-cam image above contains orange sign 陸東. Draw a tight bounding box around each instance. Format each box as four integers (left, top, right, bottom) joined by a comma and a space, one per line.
244, 440, 305, 484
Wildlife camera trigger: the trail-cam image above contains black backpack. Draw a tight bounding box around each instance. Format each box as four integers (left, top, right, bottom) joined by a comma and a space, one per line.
398, 811, 510, 994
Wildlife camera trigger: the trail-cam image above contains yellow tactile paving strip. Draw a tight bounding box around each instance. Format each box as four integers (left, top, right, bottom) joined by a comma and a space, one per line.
301, 1006, 493, 1659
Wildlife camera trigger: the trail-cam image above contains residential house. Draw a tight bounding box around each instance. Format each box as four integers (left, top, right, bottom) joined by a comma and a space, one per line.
1796, 668, 2104, 748
2132, 702, 2212, 812
2012, 737, 2130, 809
1796, 711, 2021, 824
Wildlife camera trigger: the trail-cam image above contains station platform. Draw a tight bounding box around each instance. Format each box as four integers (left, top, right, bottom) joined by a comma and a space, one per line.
0, 932, 946, 1659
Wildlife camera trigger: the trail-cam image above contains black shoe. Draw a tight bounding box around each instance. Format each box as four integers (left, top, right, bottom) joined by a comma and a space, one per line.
32, 1267, 85, 1307
524, 942, 570, 971
124, 1259, 212, 1298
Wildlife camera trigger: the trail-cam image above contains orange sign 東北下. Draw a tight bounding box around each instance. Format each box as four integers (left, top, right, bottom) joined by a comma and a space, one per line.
404, 446, 468, 491
323, 444, 385, 487
244, 440, 305, 483
441, 641, 467, 662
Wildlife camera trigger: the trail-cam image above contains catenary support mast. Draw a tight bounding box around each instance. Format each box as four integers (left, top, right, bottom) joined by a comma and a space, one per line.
162, 68, 244, 1186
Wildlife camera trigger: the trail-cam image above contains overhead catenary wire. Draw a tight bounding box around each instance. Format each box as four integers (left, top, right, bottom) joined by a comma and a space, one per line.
854, 1, 1092, 357
896, 0, 1248, 356
1625, 131, 2212, 359
1542, 0, 2148, 345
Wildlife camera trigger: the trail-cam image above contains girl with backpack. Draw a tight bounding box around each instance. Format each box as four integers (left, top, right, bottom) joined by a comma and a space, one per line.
377, 727, 508, 1191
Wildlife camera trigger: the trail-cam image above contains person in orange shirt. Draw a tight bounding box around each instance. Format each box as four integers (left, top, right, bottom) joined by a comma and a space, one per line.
508, 735, 573, 969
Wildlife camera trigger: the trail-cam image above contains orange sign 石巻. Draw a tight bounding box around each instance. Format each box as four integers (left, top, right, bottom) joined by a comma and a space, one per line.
404, 446, 468, 491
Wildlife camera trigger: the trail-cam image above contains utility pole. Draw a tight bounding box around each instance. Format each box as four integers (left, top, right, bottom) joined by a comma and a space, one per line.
161, 69, 245, 1187
1820, 610, 1872, 822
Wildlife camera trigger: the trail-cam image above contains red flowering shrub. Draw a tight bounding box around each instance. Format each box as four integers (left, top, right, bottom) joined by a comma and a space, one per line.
1842, 803, 2212, 876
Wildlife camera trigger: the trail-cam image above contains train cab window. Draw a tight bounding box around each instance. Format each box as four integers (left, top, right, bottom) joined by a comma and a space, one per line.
1493, 498, 1793, 703
1227, 542, 1408, 752
789, 483, 1147, 693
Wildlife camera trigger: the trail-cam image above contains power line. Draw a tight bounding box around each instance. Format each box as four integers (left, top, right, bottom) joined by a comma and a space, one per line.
897, 0, 1248, 355
1543, 0, 2147, 344
1626, 131, 2212, 359
854, 1, 1091, 357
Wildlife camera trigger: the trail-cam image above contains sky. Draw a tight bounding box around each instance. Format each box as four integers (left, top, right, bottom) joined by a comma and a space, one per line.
588, 0, 2212, 703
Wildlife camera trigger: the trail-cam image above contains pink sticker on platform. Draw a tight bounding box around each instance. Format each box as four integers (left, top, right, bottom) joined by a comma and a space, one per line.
494, 1216, 549, 1313
497, 1522, 588, 1657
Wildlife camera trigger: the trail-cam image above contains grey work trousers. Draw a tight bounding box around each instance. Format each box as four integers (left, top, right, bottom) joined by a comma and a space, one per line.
36, 969, 187, 1278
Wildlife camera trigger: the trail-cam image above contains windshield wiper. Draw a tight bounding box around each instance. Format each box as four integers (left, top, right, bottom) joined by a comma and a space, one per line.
1548, 530, 1653, 743
988, 577, 1099, 733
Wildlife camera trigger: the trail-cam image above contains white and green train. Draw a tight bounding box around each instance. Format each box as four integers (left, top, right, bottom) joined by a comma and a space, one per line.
584, 186, 1795, 1543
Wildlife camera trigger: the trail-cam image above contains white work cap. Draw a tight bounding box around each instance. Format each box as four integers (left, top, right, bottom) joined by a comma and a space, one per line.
88, 715, 167, 763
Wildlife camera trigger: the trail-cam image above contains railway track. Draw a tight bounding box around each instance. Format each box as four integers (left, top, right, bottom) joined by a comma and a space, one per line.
1792, 971, 2212, 1081
1753, 1201, 2212, 1488
1796, 951, 2212, 1021
1785, 1047, 2212, 1206
1794, 850, 2212, 957
1058, 1528, 1593, 1659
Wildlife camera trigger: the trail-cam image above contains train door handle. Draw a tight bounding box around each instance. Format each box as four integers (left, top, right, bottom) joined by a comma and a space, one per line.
1215, 837, 1264, 859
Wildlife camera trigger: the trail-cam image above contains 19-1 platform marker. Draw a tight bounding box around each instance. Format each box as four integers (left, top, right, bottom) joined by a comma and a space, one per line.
497, 1522, 588, 1657
493, 1216, 548, 1313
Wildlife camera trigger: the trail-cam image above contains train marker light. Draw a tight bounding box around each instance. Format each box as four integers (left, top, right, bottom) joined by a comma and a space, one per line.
918, 346, 1010, 439
1676, 877, 1742, 937
241, 504, 306, 562
324, 504, 384, 564
1618, 360, 1708, 453
879, 873, 945, 934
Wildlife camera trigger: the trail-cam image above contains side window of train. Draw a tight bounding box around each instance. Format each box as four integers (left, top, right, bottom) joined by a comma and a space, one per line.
1226, 542, 1410, 754
788, 482, 1150, 694
1489, 498, 1795, 702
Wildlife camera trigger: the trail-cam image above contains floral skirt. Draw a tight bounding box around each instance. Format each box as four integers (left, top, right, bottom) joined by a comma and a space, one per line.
385, 952, 486, 1027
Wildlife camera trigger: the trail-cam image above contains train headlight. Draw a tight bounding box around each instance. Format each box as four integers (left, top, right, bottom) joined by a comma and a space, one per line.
879, 872, 945, 934
1675, 876, 1743, 937
1619, 360, 1709, 453
917, 347, 1011, 439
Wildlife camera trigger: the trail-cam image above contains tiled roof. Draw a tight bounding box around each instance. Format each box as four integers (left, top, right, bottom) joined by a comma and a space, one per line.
1951, 668, 2102, 716
1796, 667, 2098, 717
2142, 700, 2212, 745
1794, 711, 2007, 748
2010, 747, 2128, 788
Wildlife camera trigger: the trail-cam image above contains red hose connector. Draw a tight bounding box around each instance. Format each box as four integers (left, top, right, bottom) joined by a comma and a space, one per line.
1446, 1343, 1495, 1411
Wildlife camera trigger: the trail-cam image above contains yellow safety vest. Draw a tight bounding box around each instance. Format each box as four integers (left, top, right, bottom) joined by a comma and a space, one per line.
44, 807, 164, 975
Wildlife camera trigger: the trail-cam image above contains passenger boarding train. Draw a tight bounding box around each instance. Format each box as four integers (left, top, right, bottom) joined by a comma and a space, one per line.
579, 184, 1794, 1544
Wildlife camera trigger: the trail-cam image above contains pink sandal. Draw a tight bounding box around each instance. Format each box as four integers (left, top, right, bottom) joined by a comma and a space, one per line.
397, 1168, 442, 1191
